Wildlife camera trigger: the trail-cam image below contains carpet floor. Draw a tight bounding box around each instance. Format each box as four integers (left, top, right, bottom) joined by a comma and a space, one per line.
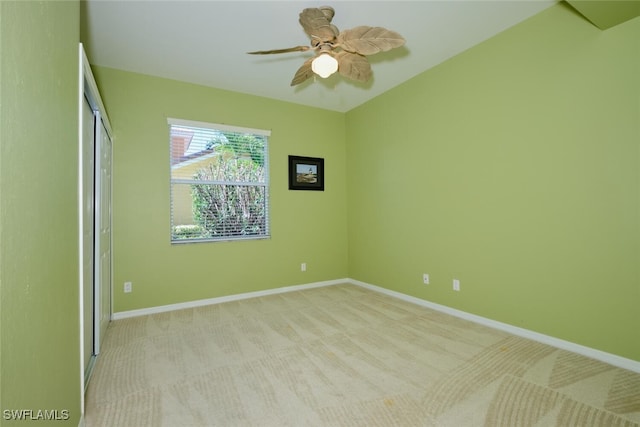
85, 283, 640, 426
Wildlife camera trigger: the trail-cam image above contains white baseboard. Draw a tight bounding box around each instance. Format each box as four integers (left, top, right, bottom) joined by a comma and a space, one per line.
112, 279, 347, 320
349, 278, 640, 374
112, 277, 639, 373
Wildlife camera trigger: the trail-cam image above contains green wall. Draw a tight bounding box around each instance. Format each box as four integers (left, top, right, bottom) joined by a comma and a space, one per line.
346, 4, 639, 361
91, 68, 348, 313
0, 1, 82, 425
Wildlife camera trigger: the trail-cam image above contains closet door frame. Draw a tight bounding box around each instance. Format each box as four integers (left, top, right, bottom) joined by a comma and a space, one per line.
78, 43, 114, 407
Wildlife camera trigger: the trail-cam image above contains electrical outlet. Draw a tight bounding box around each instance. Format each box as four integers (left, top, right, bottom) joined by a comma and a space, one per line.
423, 273, 429, 285
301, 263, 307, 272
124, 281, 132, 293
453, 279, 460, 291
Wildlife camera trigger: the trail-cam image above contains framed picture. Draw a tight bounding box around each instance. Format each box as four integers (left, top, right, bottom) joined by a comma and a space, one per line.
288, 155, 324, 191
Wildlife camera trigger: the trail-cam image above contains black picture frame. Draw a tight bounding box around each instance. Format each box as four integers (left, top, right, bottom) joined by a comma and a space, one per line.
288, 155, 324, 191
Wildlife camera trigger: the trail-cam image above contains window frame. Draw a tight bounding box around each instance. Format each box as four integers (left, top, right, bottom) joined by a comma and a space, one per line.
168, 118, 271, 244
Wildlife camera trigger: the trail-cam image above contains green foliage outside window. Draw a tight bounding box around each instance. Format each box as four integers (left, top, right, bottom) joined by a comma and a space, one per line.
191, 134, 267, 239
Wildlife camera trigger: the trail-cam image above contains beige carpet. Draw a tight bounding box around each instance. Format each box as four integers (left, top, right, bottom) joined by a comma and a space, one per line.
85, 284, 640, 426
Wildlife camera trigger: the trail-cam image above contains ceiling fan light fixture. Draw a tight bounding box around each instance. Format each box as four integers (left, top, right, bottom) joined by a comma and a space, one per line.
248, 6, 406, 86
311, 53, 338, 78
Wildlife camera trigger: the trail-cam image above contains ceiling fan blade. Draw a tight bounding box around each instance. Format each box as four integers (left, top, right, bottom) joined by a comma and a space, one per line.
318, 6, 335, 22
335, 51, 372, 83
299, 7, 339, 45
247, 46, 311, 55
337, 26, 405, 56
290, 57, 315, 86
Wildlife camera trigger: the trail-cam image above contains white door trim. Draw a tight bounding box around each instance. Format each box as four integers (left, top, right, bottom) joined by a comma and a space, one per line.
78, 42, 113, 413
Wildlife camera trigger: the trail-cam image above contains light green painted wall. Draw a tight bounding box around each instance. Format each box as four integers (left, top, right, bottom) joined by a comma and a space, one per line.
0, 1, 82, 425
346, 4, 639, 361
91, 67, 348, 312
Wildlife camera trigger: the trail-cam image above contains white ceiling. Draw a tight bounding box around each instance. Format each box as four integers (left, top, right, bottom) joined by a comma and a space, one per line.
81, 0, 557, 113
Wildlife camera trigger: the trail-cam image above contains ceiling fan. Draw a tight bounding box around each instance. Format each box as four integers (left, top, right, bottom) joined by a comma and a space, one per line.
248, 6, 406, 86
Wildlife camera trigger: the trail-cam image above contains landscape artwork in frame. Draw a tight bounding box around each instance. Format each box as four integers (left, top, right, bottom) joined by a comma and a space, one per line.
288, 155, 324, 191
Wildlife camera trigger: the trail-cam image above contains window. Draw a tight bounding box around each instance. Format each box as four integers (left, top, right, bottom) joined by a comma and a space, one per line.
169, 118, 270, 243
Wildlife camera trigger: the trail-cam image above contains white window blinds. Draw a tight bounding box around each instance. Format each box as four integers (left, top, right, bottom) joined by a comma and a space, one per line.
168, 118, 270, 242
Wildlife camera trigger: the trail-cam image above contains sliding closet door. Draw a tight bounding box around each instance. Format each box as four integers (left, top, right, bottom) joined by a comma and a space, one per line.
94, 115, 112, 354
80, 43, 113, 396
81, 96, 96, 384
